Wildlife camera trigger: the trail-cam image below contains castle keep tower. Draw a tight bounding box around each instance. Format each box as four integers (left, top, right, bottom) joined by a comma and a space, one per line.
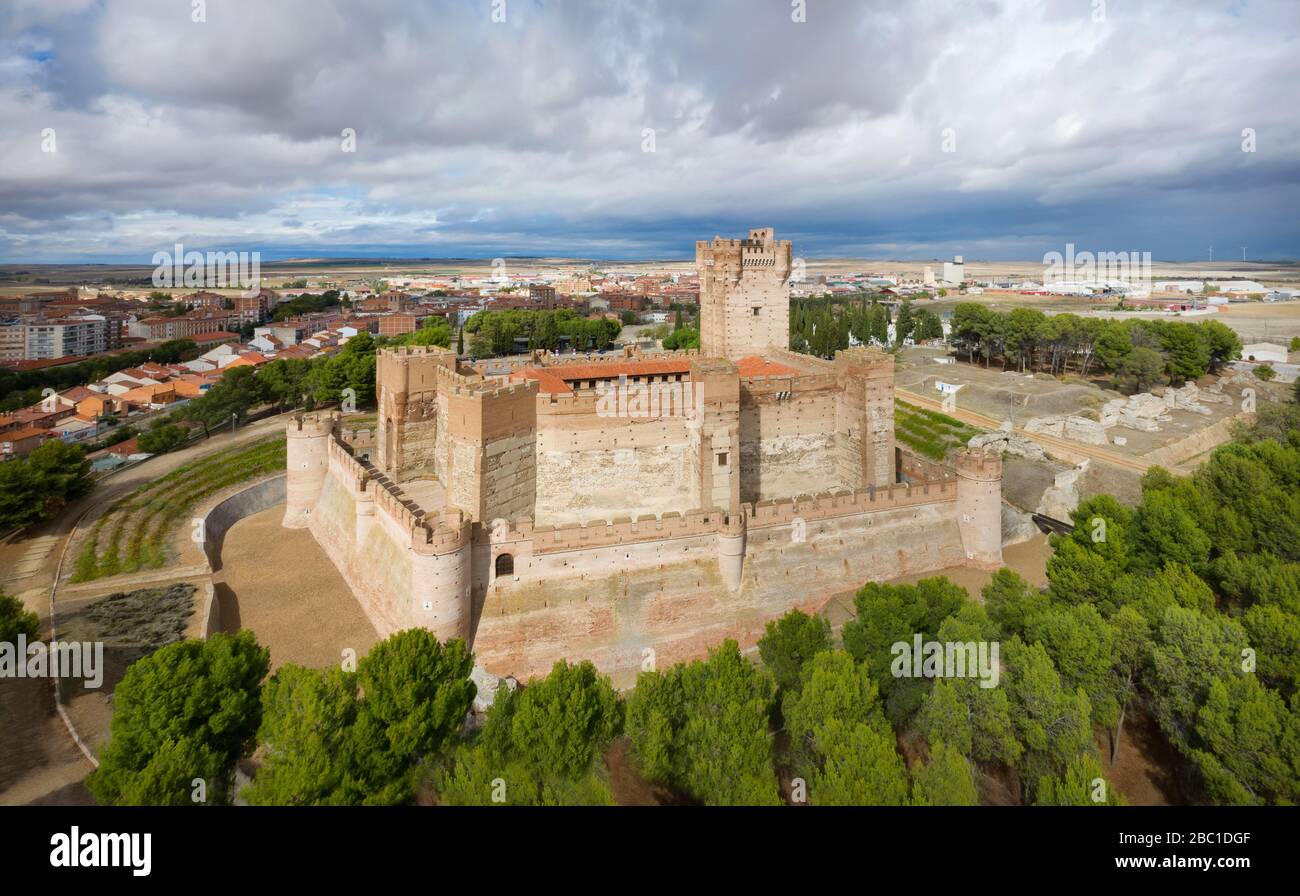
441, 377, 538, 525
376, 346, 456, 480
697, 227, 793, 361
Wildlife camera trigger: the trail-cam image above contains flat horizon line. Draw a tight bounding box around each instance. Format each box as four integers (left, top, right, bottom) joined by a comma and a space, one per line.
3, 255, 1298, 268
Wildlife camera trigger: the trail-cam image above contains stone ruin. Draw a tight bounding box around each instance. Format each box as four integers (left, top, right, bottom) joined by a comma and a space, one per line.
968, 422, 1047, 460
1037, 460, 1088, 522
1016, 375, 1240, 444
1022, 414, 1110, 445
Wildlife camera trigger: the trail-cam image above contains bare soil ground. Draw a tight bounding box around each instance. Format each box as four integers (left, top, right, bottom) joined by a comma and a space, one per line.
216, 505, 378, 670
887, 533, 1053, 595
1001, 456, 1068, 512
1100, 710, 1191, 806
603, 737, 684, 806
0, 678, 94, 805
898, 354, 1113, 421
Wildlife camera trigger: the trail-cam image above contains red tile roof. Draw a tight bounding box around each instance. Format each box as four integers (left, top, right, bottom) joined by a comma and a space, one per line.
1, 356, 85, 371
192, 331, 241, 343
511, 357, 692, 394
735, 356, 799, 377
3, 426, 51, 442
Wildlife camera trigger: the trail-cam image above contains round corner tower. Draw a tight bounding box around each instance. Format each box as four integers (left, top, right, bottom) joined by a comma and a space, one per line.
716, 508, 747, 592
955, 447, 1003, 570
283, 413, 334, 529
410, 510, 474, 645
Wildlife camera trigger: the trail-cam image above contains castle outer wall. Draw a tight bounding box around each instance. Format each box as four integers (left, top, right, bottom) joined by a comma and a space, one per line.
285, 412, 1002, 685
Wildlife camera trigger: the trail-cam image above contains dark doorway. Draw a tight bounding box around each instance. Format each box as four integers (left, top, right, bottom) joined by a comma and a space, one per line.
495, 553, 514, 577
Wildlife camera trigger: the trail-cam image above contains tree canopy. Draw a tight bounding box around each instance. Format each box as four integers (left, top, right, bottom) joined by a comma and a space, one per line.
87, 631, 269, 806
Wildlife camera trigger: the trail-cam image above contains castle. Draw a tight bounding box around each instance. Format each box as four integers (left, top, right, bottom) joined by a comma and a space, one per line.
284, 228, 1003, 684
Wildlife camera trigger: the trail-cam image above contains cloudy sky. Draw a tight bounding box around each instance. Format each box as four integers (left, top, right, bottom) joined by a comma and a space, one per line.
1, 0, 1298, 262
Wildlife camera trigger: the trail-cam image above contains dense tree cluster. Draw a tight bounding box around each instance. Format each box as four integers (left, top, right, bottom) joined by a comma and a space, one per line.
0, 438, 93, 532
269, 290, 344, 322
136, 421, 188, 455
628, 640, 783, 805
87, 631, 270, 806
790, 295, 942, 358
1034, 425, 1300, 803
382, 318, 453, 350
949, 304, 1241, 388
661, 326, 700, 350
249, 630, 475, 805
175, 331, 379, 433
436, 659, 622, 805
464, 308, 621, 357
0, 587, 40, 643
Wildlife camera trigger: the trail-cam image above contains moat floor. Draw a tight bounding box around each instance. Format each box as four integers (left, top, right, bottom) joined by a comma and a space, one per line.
219, 505, 378, 670
888, 532, 1052, 592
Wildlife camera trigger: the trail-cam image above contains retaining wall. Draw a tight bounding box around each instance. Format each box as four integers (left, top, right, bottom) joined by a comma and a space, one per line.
196, 474, 286, 637
200, 475, 287, 571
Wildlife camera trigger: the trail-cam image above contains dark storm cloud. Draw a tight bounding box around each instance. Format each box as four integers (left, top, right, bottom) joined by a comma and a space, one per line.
0, 0, 1298, 262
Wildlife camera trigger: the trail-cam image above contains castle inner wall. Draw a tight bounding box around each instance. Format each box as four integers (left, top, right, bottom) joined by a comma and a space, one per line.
532, 395, 695, 524
739, 379, 841, 503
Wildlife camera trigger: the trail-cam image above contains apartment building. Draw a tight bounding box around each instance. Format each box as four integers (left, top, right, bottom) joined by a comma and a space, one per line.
23, 315, 109, 359
0, 324, 25, 362
127, 311, 238, 340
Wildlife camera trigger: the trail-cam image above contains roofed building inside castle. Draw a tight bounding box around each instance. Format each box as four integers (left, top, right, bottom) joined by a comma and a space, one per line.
285, 228, 1003, 684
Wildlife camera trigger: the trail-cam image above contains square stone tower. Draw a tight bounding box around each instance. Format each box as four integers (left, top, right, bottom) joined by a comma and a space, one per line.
697, 227, 793, 361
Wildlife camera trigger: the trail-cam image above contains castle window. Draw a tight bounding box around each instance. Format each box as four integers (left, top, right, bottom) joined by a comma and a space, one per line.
495, 553, 514, 577
752, 307, 761, 316
717, 452, 728, 466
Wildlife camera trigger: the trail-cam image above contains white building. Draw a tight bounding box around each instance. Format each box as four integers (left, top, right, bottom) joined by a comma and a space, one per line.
941, 256, 965, 286
22, 315, 109, 360
1211, 281, 1268, 295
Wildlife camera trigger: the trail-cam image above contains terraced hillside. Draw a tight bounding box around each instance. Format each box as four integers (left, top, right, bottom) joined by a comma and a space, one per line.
70, 436, 286, 583
893, 399, 984, 461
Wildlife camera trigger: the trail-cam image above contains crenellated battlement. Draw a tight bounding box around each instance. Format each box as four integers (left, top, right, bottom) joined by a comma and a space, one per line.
955, 447, 1003, 481
443, 378, 537, 400
741, 371, 838, 392
836, 346, 894, 376
745, 478, 957, 528
766, 347, 836, 374
386, 345, 456, 360
416, 508, 472, 554
500, 471, 958, 556
288, 411, 337, 437
528, 506, 724, 553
